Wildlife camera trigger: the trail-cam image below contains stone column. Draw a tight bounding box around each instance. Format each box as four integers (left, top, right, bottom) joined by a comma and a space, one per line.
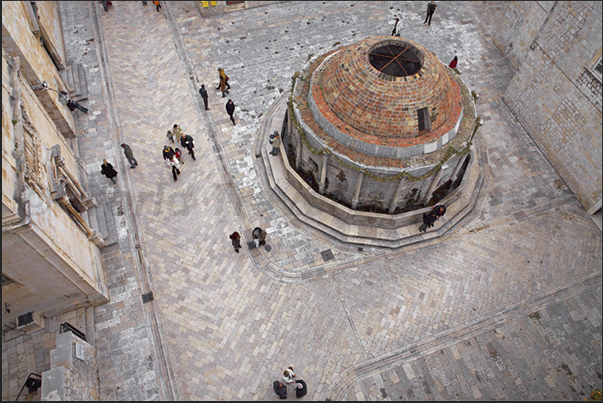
318, 153, 329, 194
351, 171, 364, 210
295, 126, 302, 170
423, 165, 446, 204
388, 176, 406, 214
450, 154, 468, 185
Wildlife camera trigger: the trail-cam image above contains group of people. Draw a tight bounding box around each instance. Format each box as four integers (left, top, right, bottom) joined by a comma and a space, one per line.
163, 124, 195, 182
273, 366, 307, 399
198, 69, 238, 126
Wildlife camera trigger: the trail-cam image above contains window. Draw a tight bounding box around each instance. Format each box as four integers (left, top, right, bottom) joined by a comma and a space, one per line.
417, 107, 431, 133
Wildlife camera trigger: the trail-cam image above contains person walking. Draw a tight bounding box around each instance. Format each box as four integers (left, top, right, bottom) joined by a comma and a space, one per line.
199, 84, 209, 110
448, 55, 458, 69
167, 157, 180, 182
174, 147, 184, 165
391, 17, 400, 36
252, 227, 267, 248
173, 124, 183, 144
101, 1, 109, 12
294, 380, 307, 398
424, 1, 437, 26
419, 204, 446, 232
100, 159, 117, 184
180, 133, 196, 160
269, 130, 281, 156
166, 130, 174, 143
162, 145, 175, 161
121, 143, 138, 169
217, 68, 231, 91
273, 381, 287, 399
217, 71, 229, 98
153, 0, 161, 12
225, 99, 236, 125
282, 366, 296, 385
229, 231, 242, 253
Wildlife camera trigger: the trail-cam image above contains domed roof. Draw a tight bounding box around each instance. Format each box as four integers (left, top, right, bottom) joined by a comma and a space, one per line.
308, 36, 462, 155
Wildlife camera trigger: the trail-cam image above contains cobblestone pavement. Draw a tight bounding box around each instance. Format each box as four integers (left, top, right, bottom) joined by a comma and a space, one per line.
2, 1, 601, 401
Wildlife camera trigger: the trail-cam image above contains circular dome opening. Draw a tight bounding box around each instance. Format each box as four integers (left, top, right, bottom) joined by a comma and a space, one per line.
368, 43, 423, 77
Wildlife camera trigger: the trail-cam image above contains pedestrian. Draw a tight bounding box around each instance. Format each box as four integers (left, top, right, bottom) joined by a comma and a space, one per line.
217, 68, 231, 91
419, 204, 446, 232
142, 1, 147, 5
424, 1, 437, 26
121, 143, 138, 169
229, 231, 242, 253
100, 1, 108, 12
100, 159, 117, 184
252, 227, 267, 248
174, 147, 184, 165
153, 0, 161, 12
269, 130, 281, 156
294, 380, 307, 398
448, 55, 458, 69
225, 99, 236, 125
166, 130, 174, 143
162, 145, 175, 161
199, 84, 209, 110
167, 157, 180, 182
391, 17, 400, 36
273, 381, 287, 400
173, 124, 183, 144
60, 91, 89, 114
217, 70, 230, 98
282, 366, 296, 385
180, 134, 196, 160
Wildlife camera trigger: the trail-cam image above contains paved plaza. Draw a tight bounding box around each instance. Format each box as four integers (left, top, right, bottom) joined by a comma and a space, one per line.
2, 1, 601, 401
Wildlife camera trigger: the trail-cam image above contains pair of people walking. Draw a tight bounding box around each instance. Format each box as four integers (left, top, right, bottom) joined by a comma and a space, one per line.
163, 145, 181, 182
100, 143, 139, 184
169, 124, 196, 160
216, 68, 231, 98
419, 204, 446, 232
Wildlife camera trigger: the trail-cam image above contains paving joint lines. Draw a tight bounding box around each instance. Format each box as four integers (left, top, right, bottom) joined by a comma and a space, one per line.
325, 270, 603, 401
91, 3, 177, 400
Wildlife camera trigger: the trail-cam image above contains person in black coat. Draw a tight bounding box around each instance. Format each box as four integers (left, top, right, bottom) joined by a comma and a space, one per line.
273, 381, 287, 399
225, 99, 236, 125
419, 204, 446, 233
424, 1, 437, 26
229, 231, 242, 253
199, 84, 209, 110
295, 379, 307, 398
180, 134, 196, 160
100, 159, 117, 184
162, 145, 175, 161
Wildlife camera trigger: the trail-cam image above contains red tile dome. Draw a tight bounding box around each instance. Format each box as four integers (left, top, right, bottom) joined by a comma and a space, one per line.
309, 36, 462, 152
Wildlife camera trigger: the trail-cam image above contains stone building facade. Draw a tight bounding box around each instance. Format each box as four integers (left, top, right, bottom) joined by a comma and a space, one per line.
2, 1, 109, 335
283, 36, 477, 219
490, 1, 602, 216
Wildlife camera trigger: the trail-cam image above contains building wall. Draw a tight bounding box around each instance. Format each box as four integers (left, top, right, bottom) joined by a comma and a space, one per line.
2, 3, 109, 332
492, 1, 602, 213
2, 1, 75, 137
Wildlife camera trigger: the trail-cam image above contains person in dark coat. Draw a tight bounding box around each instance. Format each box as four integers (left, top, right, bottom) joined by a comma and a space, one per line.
273, 381, 287, 399
100, 159, 117, 184
60, 91, 89, 114
295, 379, 307, 398
424, 1, 437, 26
162, 145, 175, 161
269, 131, 281, 156
225, 99, 236, 125
229, 231, 242, 253
121, 143, 138, 168
252, 227, 267, 247
419, 204, 446, 232
199, 84, 209, 110
180, 134, 196, 160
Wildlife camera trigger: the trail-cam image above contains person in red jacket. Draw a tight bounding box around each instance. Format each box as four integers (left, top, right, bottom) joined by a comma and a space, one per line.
449, 55, 458, 69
